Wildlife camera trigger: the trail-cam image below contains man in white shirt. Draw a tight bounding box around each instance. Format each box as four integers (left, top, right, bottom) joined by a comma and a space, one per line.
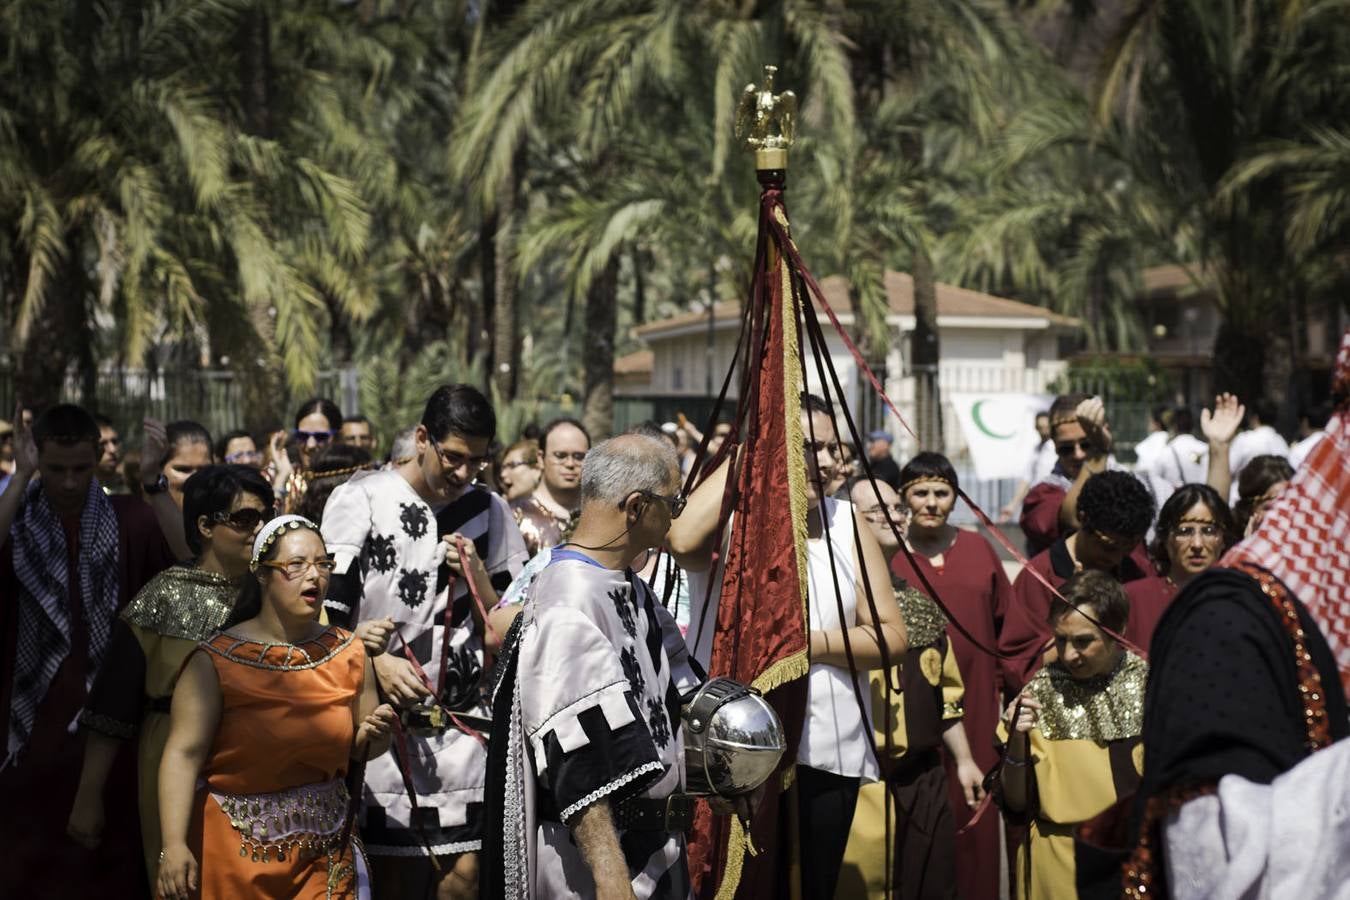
1290, 403, 1330, 469
1228, 400, 1291, 480
1133, 406, 1171, 475
1150, 407, 1209, 489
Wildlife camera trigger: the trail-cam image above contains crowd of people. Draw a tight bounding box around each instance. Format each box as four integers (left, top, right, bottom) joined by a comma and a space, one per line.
0, 343, 1345, 900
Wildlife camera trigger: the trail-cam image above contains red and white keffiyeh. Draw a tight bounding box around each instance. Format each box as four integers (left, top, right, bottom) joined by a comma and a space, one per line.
1223, 328, 1350, 694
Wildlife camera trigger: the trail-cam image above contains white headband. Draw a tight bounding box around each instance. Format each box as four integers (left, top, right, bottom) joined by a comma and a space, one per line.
250, 515, 318, 569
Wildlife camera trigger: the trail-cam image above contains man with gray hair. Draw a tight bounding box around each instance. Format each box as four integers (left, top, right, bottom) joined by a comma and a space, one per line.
481, 434, 705, 899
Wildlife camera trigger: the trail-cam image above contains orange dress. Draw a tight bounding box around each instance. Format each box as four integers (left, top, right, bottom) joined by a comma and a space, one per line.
186, 627, 367, 899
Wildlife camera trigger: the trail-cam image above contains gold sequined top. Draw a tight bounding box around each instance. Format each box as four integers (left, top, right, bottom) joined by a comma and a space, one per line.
897, 586, 947, 648
121, 564, 239, 641
1025, 651, 1147, 742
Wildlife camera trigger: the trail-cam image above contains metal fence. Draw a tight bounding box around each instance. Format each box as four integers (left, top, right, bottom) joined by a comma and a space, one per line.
0, 366, 358, 441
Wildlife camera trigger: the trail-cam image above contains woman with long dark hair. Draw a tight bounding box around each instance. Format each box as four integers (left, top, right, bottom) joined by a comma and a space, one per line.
279, 398, 345, 513
69, 465, 273, 879
156, 516, 395, 899
1125, 483, 1238, 651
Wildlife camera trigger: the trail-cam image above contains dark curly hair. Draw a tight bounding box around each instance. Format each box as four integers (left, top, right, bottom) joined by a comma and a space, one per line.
1233, 454, 1295, 534
1078, 470, 1155, 539
1148, 484, 1238, 575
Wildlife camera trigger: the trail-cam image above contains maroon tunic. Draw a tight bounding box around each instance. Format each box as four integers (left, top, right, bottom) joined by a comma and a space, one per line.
890, 529, 1011, 900
1018, 480, 1066, 557
0, 493, 174, 898
997, 540, 1152, 697
1124, 575, 1177, 654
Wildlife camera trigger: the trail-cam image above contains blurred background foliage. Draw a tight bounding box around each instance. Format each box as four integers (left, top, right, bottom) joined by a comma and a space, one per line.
2, 0, 1347, 435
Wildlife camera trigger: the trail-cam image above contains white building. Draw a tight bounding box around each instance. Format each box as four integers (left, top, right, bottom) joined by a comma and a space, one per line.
614, 269, 1080, 460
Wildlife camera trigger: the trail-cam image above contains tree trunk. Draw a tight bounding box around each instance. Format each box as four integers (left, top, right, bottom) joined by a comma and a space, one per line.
492, 152, 521, 401
234, 6, 282, 432
911, 245, 943, 450
581, 256, 620, 440
15, 255, 85, 412
631, 243, 647, 326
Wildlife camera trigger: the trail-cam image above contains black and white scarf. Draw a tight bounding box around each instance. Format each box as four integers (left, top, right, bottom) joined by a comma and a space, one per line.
5, 478, 119, 764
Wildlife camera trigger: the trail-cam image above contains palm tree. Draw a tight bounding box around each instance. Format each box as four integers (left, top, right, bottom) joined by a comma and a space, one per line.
1012, 0, 1350, 409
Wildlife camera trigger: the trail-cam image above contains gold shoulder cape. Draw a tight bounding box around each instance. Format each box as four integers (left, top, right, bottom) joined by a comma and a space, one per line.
120, 564, 238, 641
1025, 651, 1147, 741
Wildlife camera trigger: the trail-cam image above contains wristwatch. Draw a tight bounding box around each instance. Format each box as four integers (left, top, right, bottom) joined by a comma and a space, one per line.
143, 474, 168, 495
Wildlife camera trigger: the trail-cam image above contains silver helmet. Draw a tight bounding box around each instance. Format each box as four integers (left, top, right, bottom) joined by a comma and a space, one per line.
682, 677, 786, 797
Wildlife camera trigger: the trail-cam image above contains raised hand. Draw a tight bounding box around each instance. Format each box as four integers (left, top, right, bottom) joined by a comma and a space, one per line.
12, 403, 37, 476
1201, 393, 1245, 446
140, 417, 168, 483
1075, 397, 1113, 453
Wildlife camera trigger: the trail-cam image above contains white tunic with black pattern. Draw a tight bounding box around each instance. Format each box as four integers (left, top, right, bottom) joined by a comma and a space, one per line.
513, 554, 700, 898
321, 471, 527, 856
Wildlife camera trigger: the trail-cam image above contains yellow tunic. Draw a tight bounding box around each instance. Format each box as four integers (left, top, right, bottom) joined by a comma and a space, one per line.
837, 588, 965, 900
996, 653, 1147, 900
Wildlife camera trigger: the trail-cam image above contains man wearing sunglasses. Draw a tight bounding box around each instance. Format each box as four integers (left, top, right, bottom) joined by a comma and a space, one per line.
1019, 393, 1122, 557
511, 416, 591, 556
320, 384, 527, 900
0, 403, 174, 898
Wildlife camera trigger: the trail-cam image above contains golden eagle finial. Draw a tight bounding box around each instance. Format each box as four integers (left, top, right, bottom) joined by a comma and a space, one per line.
736, 65, 797, 169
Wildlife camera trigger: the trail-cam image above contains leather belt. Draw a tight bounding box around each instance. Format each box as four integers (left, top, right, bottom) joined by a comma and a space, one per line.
612, 795, 695, 833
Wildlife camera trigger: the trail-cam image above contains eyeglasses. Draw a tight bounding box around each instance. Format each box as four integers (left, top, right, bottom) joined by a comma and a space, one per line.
225, 450, 264, 465
294, 429, 335, 444
861, 503, 907, 523
1171, 523, 1222, 541
1055, 439, 1094, 456
434, 443, 492, 474
212, 508, 268, 531
635, 489, 686, 518
258, 556, 337, 579
499, 459, 537, 471
548, 450, 587, 464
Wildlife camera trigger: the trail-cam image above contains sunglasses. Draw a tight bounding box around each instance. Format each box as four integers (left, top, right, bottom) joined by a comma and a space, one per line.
1055, 439, 1094, 456
635, 489, 686, 518
211, 508, 268, 531
294, 429, 335, 444
225, 450, 264, 465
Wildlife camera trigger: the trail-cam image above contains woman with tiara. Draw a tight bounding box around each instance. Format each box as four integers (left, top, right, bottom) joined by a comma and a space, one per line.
155, 515, 395, 899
